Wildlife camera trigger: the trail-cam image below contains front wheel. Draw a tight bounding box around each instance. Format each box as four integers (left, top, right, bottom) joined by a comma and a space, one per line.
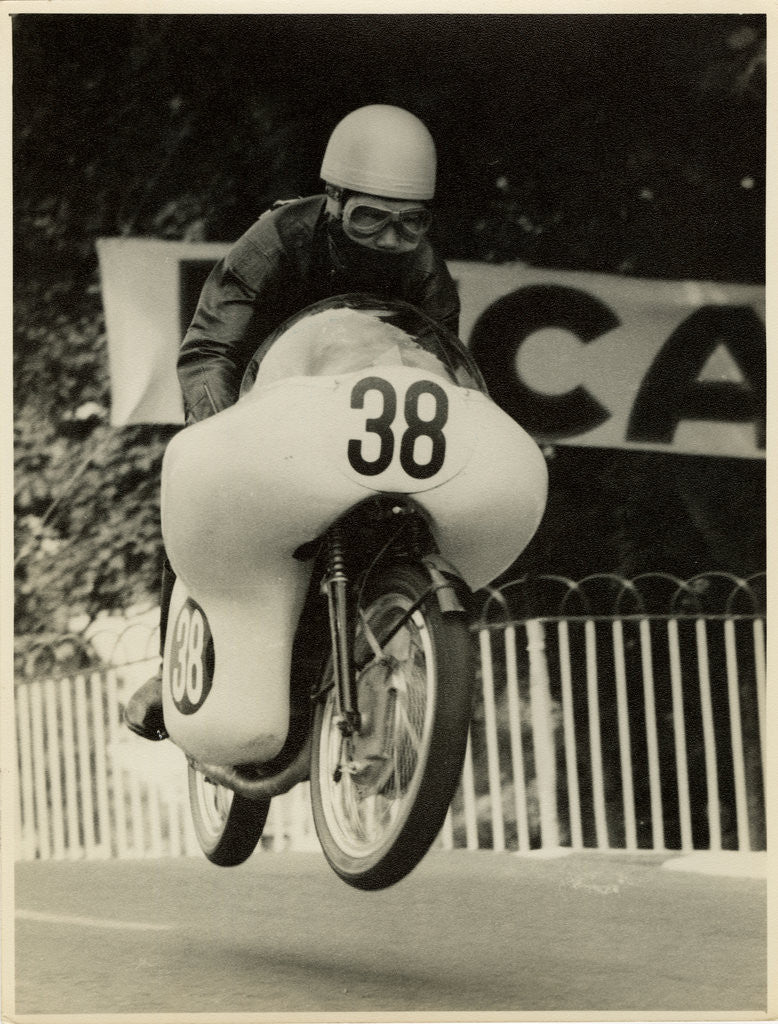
188, 765, 270, 866
310, 564, 474, 890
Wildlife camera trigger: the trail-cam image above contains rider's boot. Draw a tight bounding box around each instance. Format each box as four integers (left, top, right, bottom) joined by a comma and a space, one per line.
124, 558, 174, 742
124, 671, 167, 741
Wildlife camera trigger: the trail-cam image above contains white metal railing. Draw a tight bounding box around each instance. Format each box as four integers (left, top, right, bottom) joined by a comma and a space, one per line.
14, 574, 766, 860
447, 612, 765, 855
14, 665, 319, 860
447, 572, 766, 855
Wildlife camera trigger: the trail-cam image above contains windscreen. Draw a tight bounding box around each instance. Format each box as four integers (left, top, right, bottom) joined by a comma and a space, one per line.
240, 294, 488, 396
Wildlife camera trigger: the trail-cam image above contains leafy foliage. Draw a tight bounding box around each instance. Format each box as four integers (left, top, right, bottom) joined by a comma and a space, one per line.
12, 13, 765, 635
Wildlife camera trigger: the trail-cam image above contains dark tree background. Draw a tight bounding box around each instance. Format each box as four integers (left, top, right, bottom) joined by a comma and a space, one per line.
13, 13, 766, 635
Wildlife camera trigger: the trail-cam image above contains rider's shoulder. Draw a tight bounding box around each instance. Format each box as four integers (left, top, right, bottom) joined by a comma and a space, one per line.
268, 195, 325, 216
263, 195, 325, 232
237, 195, 325, 256
268, 195, 326, 249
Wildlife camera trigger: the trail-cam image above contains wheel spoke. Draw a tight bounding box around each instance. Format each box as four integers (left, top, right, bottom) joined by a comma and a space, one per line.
395, 696, 423, 753
311, 564, 473, 890
197, 774, 234, 835
315, 590, 435, 860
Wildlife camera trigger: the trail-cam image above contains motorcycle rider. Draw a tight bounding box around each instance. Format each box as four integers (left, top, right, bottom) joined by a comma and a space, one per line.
125, 103, 461, 741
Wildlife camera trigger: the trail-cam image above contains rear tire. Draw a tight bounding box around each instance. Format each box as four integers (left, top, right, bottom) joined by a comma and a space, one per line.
188, 765, 270, 866
310, 564, 473, 890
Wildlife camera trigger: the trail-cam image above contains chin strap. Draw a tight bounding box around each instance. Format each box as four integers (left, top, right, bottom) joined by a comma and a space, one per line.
324, 183, 346, 221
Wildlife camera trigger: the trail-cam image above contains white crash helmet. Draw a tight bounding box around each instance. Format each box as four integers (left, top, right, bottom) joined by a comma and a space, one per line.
321, 105, 436, 201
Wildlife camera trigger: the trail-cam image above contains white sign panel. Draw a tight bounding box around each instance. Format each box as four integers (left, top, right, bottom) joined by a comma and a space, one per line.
97, 240, 764, 459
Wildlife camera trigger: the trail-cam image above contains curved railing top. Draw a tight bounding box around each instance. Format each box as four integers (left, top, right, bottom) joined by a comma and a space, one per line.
14, 571, 766, 676
15, 611, 160, 680
476, 571, 766, 624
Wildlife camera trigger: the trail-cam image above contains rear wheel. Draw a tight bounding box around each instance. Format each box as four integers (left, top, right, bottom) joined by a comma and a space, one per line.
310, 564, 474, 890
188, 765, 270, 866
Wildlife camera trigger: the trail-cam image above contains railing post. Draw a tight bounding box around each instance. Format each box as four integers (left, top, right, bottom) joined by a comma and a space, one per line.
44, 679, 66, 859
504, 624, 531, 852
30, 682, 50, 860
558, 621, 583, 849
667, 618, 693, 852
60, 678, 82, 859
478, 627, 505, 851
753, 618, 766, 782
724, 619, 750, 852
90, 671, 113, 858
460, 731, 479, 850
584, 620, 608, 849
105, 670, 129, 859
16, 684, 37, 860
639, 618, 665, 851
612, 620, 637, 850
525, 619, 559, 849
695, 618, 721, 851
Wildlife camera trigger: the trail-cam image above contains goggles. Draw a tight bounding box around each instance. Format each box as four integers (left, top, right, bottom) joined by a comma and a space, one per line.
342, 197, 432, 242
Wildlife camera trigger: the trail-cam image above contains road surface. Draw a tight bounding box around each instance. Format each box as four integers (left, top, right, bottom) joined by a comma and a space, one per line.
10, 850, 766, 1017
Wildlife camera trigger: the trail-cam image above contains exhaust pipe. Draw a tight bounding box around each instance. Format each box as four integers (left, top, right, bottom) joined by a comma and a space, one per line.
191, 731, 312, 801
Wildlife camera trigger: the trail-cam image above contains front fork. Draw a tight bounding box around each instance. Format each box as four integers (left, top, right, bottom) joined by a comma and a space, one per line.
322, 524, 360, 737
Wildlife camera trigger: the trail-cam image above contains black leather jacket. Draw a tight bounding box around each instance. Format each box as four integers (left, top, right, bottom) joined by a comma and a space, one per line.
178, 195, 461, 423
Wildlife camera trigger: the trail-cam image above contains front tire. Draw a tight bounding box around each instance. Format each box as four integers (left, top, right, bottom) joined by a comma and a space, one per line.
310, 564, 474, 890
188, 765, 270, 866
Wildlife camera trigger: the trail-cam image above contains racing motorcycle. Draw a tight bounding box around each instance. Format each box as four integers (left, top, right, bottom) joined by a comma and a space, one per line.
160, 294, 547, 890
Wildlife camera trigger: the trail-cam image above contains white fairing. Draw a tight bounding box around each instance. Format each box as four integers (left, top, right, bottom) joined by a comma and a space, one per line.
161, 303, 547, 766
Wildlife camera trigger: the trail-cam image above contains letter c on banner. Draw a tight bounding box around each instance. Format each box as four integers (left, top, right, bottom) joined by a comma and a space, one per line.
469, 285, 618, 437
